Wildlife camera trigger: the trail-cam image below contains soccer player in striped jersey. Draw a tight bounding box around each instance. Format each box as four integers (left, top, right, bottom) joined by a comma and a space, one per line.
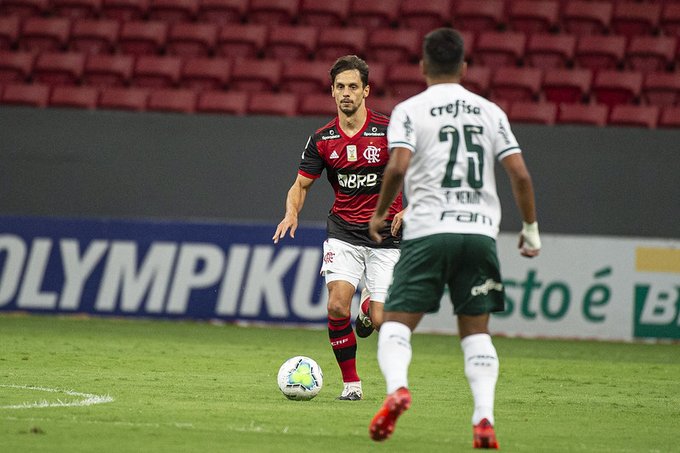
273, 55, 404, 401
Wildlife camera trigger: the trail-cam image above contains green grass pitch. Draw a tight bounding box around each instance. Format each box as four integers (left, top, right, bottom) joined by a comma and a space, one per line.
1, 314, 678, 452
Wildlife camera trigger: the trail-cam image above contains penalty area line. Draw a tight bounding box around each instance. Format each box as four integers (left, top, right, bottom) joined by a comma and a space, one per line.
0, 384, 114, 409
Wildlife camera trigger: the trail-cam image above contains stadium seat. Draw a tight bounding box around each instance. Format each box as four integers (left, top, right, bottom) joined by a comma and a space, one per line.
19, 17, 71, 53
51, 0, 102, 18
574, 35, 626, 71
489, 66, 542, 103
69, 18, 120, 55
658, 106, 680, 129
247, 0, 299, 25
0, 50, 35, 83
368, 95, 400, 116
100, 0, 149, 21
247, 91, 298, 116
365, 28, 420, 65
196, 0, 247, 25
542, 67, 592, 104
98, 86, 148, 111
398, 0, 450, 34
561, 0, 613, 36
625, 36, 676, 73
385, 63, 426, 100
349, 0, 400, 29
296, 92, 336, 116
195, 89, 248, 114
0, 82, 50, 107
608, 104, 659, 129
280, 59, 330, 95
118, 20, 168, 55
298, 0, 349, 27
229, 58, 281, 92
461, 65, 491, 97
641, 72, 680, 107
180, 56, 230, 91
147, 88, 197, 113
507, 0, 559, 34
474, 31, 527, 68
659, 3, 680, 37
611, 2, 661, 38
215, 23, 266, 59
591, 70, 643, 108
525, 32, 576, 69
315, 26, 367, 62
508, 101, 557, 125
557, 103, 608, 126
0, 16, 21, 51
0, 0, 49, 17
452, 0, 505, 32
132, 55, 182, 88
82, 53, 134, 87
263, 25, 318, 60
49, 85, 99, 109
33, 51, 86, 86
147, 0, 198, 23
166, 22, 218, 57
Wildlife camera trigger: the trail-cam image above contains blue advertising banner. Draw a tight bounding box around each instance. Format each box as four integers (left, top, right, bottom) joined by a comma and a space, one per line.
0, 216, 329, 325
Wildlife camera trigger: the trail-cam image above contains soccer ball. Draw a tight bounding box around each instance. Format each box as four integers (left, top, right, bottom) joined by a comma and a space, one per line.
277, 356, 323, 401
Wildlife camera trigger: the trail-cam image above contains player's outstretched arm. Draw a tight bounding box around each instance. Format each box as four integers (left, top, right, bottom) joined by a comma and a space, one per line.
501, 153, 541, 257
273, 174, 315, 244
370, 147, 411, 243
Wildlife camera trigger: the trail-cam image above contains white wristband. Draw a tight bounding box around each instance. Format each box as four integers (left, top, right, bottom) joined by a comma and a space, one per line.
521, 221, 541, 251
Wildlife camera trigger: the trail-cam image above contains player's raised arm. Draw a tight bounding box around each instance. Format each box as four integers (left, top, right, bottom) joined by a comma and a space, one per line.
273, 174, 315, 244
501, 153, 541, 257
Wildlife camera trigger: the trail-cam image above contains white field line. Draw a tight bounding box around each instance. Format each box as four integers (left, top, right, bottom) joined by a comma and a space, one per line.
0, 384, 114, 409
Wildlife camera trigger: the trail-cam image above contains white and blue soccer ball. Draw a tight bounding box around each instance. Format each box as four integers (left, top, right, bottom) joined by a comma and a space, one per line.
277, 356, 323, 401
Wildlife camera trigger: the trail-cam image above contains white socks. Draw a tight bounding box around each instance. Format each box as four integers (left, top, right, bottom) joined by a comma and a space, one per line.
377, 321, 412, 394
461, 333, 499, 425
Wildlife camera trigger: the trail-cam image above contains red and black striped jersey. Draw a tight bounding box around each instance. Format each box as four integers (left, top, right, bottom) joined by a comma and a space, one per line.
298, 109, 403, 247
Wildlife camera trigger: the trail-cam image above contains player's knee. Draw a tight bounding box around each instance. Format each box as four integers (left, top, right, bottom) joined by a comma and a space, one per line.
327, 299, 351, 318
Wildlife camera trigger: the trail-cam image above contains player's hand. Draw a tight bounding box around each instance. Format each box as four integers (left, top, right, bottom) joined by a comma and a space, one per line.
518, 221, 541, 257
391, 209, 406, 236
369, 214, 386, 243
272, 215, 298, 244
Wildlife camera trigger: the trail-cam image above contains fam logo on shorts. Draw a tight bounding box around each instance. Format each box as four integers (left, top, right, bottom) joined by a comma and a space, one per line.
471, 279, 503, 296
363, 145, 381, 163
323, 251, 335, 264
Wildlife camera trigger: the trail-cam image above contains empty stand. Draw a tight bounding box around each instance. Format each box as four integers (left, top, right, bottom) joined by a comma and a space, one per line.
147, 0, 198, 23
298, 0, 349, 27
366, 61, 386, 96
132, 55, 182, 88
561, 0, 613, 35
525, 33, 576, 69
385, 63, 426, 100
461, 65, 491, 96
452, 0, 505, 32
349, 0, 400, 29
608, 105, 659, 129
196, 89, 248, 114
263, 25, 318, 60
296, 92, 336, 116
19, 16, 71, 52
659, 3, 680, 37
98, 86, 148, 110
574, 35, 626, 71
118, 20, 168, 55
280, 60, 330, 95
247, 92, 298, 116
0, 16, 21, 51
0, 50, 35, 83
33, 51, 86, 85
0, 0, 49, 17
315, 27, 367, 62
50, 85, 99, 109
507, 0, 559, 34
51, 0, 102, 19
216, 23, 266, 59
542, 68, 592, 104
591, 70, 643, 108
100, 0, 149, 21
166, 22, 218, 57
611, 2, 661, 38
247, 0, 299, 25
474, 31, 526, 68
196, 0, 247, 25
398, 0, 451, 34
625, 36, 676, 73
365, 28, 420, 65
557, 103, 608, 127
229, 58, 281, 92
147, 88, 197, 113
69, 18, 120, 54
489, 66, 542, 103
641, 72, 680, 107
1, 82, 50, 107
83, 53, 134, 86
180, 56, 230, 91
508, 101, 557, 125
368, 95, 400, 116
658, 106, 680, 129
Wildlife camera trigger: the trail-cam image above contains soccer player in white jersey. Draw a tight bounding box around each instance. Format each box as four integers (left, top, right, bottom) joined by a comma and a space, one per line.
367, 28, 541, 449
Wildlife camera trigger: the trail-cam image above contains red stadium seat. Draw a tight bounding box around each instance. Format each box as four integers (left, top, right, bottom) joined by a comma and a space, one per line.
166, 22, 218, 57
196, 89, 248, 115
0, 51, 35, 83
641, 72, 680, 107
368, 95, 400, 116
557, 103, 608, 127
49, 85, 99, 109
19, 17, 71, 53
69, 18, 120, 55
99, 86, 148, 111
365, 28, 420, 65
574, 35, 626, 71
461, 65, 491, 97
147, 88, 197, 113
297, 92, 336, 116
508, 101, 557, 125
247, 0, 299, 25
180, 56, 230, 91
0, 0, 49, 17
132, 55, 182, 88
608, 104, 659, 129
298, 0, 349, 27
263, 25, 318, 61
280, 59, 330, 95
591, 70, 643, 108
349, 0, 400, 29
452, 0, 505, 32
247, 91, 298, 116
625, 36, 676, 73
611, 2, 661, 38
118, 20, 168, 56
561, 1, 613, 36
542, 68, 592, 104
399, 0, 451, 35
82, 53, 134, 87
474, 31, 526, 68
507, 0, 559, 34
147, 0, 198, 23
216, 23, 266, 59
101, 0, 148, 21
490, 66, 542, 103
196, 0, 247, 25
659, 3, 680, 37
385, 63, 426, 100
1, 82, 50, 107
51, 0, 102, 19
0, 15, 21, 51
366, 61, 386, 96
33, 51, 86, 86
315, 26, 367, 62
525, 33, 576, 69
229, 58, 281, 92
658, 106, 680, 129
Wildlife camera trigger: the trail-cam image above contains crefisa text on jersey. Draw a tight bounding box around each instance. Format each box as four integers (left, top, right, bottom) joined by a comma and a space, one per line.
430, 99, 481, 117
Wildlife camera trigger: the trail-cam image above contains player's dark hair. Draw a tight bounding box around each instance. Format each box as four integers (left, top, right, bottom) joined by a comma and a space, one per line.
422, 28, 465, 77
330, 55, 369, 87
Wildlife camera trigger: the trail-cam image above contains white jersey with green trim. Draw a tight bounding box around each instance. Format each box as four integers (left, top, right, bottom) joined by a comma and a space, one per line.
387, 83, 521, 241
